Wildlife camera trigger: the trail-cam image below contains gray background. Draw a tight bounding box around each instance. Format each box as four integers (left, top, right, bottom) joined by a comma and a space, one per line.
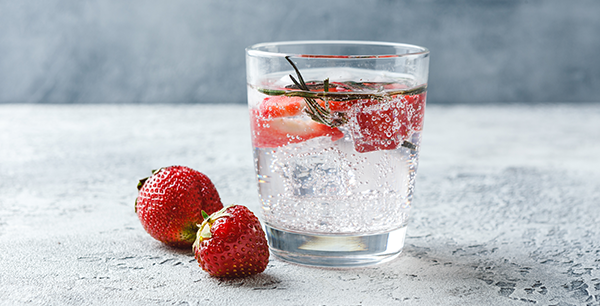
1, 0, 599, 104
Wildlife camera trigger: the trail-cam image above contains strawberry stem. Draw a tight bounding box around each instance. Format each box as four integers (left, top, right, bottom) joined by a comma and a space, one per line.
196, 205, 235, 241
199, 221, 212, 240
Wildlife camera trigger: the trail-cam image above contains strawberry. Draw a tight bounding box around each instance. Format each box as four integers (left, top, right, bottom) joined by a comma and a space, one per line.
250, 109, 344, 148
352, 99, 407, 153
405, 92, 427, 132
259, 96, 306, 119
351, 92, 426, 153
193, 204, 269, 278
135, 166, 223, 248
259, 95, 352, 119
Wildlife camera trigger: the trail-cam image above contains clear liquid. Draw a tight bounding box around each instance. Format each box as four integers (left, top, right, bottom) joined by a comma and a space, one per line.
264, 226, 408, 267
255, 131, 420, 235
248, 68, 425, 265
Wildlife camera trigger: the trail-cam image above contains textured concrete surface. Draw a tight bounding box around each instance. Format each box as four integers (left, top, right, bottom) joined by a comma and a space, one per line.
1, 0, 600, 104
0, 104, 599, 305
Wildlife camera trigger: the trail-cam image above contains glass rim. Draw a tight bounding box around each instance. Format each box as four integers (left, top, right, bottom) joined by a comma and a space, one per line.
246, 40, 429, 59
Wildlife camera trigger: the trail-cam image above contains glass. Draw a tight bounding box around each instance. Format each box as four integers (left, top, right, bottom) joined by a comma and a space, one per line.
245, 41, 430, 267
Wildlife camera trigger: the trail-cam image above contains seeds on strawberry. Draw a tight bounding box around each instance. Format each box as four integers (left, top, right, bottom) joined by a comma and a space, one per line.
405, 92, 427, 132
193, 205, 269, 278
350, 92, 426, 153
135, 166, 223, 248
259, 96, 306, 119
259, 95, 353, 119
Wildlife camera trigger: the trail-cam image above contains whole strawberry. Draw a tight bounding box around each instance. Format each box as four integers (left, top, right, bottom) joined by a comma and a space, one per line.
193, 205, 269, 278
135, 166, 223, 248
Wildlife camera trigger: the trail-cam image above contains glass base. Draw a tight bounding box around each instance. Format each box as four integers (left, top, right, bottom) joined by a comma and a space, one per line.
264, 225, 407, 267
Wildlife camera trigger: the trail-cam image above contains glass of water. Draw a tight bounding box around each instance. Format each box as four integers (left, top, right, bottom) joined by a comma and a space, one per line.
246, 41, 430, 267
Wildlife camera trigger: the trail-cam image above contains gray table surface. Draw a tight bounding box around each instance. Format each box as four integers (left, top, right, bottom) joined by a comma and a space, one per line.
1, 103, 599, 306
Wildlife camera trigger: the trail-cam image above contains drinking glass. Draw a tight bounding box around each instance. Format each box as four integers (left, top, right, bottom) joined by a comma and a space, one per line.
246, 41, 429, 267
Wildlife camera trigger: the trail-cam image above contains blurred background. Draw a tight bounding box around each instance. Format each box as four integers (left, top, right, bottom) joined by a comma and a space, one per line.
1, 0, 598, 104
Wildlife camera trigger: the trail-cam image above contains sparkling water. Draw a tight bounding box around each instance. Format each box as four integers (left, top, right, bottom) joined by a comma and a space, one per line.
255, 130, 419, 235
248, 68, 426, 266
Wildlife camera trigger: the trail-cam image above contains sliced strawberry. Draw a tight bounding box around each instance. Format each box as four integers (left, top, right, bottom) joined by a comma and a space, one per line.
404, 92, 427, 132
351, 92, 426, 153
259, 96, 305, 119
250, 109, 344, 148
259, 95, 353, 119
382, 83, 410, 90
352, 99, 408, 153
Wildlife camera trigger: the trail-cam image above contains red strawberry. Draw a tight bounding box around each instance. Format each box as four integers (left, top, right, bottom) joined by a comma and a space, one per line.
351, 92, 426, 153
259, 96, 305, 119
193, 205, 269, 278
405, 92, 427, 132
259, 95, 352, 119
250, 109, 344, 148
135, 166, 223, 248
352, 99, 407, 153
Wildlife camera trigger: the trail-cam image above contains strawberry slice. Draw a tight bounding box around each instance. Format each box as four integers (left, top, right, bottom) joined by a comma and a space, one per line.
250, 109, 344, 148
405, 92, 427, 132
259, 96, 305, 119
259, 95, 353, 119
351, 92, 426, 153
352, 99, 408, 153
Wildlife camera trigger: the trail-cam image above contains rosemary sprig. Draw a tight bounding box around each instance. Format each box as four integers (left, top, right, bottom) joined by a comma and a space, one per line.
285, 56, 347, 127
258, 84, 427, 101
